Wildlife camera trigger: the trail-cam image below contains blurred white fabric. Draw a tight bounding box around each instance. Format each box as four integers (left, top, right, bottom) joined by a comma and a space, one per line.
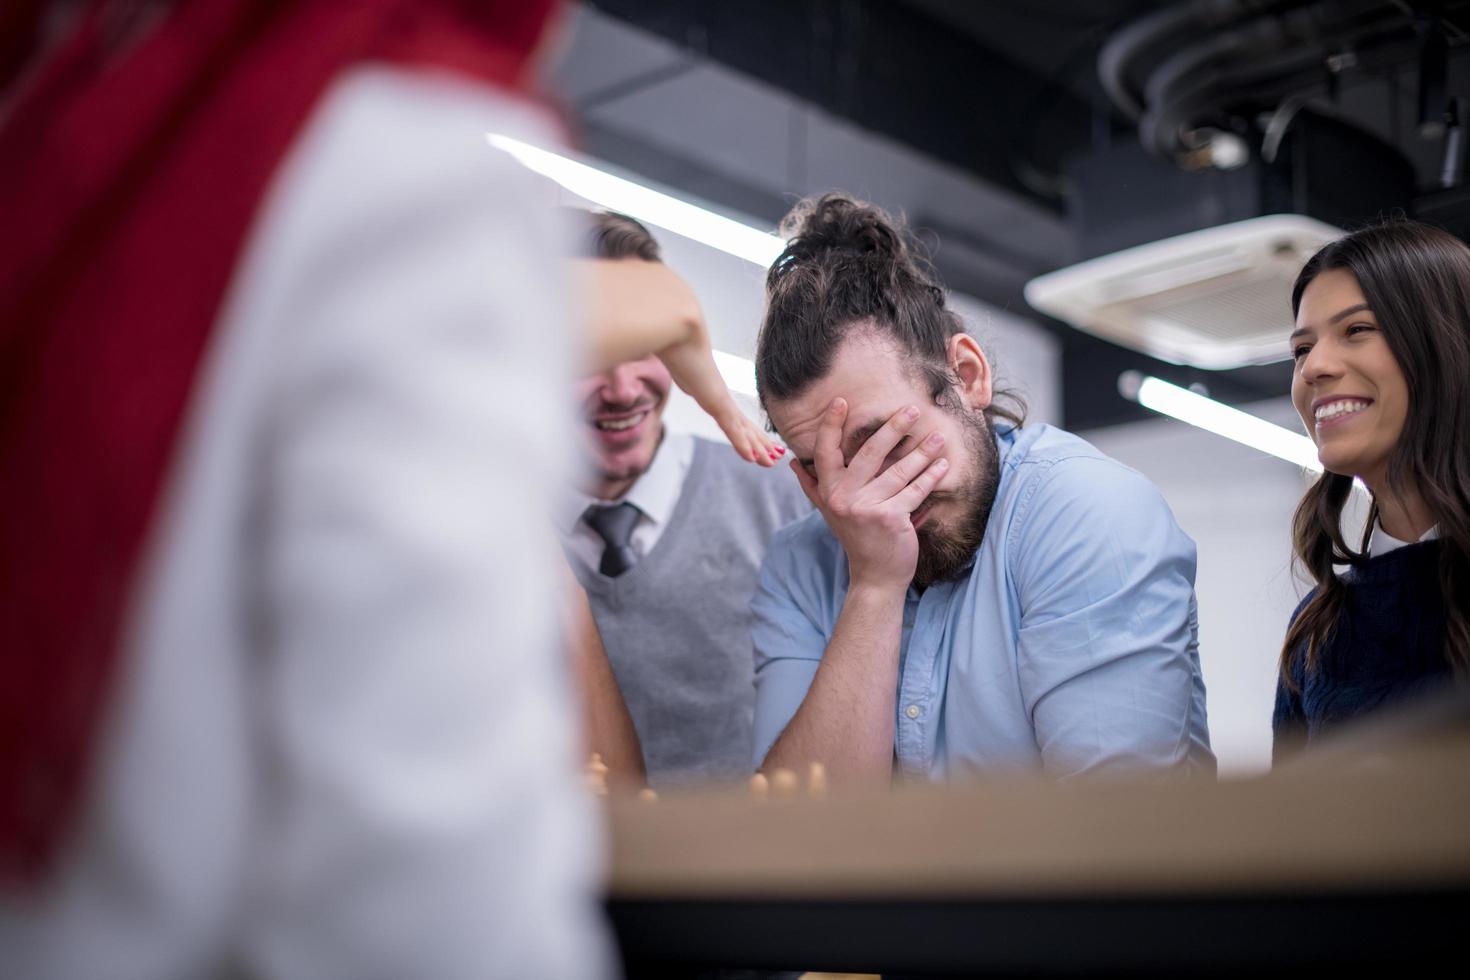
0, 68, 611, 980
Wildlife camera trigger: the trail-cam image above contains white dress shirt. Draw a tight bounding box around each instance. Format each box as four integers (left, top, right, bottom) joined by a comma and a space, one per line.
559, 430, 695, 573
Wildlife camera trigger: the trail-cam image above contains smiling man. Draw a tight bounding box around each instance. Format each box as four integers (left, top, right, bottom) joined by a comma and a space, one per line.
750, 194, 1215, 783
559, 212, 809, 787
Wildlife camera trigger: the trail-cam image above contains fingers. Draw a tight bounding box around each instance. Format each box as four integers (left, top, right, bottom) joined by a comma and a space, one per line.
720, 414, 757, 464
889, 455, 949, 516
790, 456, 822, 508
718, 412, 784, 467
811, 398, 847, 484
866, 429, 945, 499
731, 432, 760, 465
749, 420, 786, 466
743, 427, 777, 467
847, 405, 920, 483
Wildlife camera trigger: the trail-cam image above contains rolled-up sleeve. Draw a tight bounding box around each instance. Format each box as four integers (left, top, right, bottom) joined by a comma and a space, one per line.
1012, 457, 1214, 779
749, 529, 830, 770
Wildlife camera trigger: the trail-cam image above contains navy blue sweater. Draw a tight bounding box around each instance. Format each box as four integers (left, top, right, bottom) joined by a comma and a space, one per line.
1273, 540, 1452, 763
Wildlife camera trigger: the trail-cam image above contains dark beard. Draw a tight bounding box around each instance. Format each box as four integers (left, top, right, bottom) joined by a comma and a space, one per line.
912, 411, 1000, 590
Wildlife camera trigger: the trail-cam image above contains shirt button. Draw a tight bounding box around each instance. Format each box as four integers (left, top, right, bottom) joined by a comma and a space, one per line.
905, 704, 921, 720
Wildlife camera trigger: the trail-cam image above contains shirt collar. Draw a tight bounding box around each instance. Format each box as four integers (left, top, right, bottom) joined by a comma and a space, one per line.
1368, 520, 1440, 558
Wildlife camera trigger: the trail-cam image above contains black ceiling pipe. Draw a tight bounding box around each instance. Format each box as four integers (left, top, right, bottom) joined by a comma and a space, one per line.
1139, 54, 1334, 159
1143, 27, 1277, 113
1098, 2, 1214, 120
1142, 0, 1396, 113
1097, 0, 1294, 121
1417, 15, 1451, 135
1140, 8, 1423, 161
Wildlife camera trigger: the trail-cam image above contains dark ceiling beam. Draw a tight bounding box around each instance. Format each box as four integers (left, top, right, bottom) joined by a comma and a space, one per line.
585, 0, 1096, 210
577, 118, 794, 232
581, 118, 1293, 431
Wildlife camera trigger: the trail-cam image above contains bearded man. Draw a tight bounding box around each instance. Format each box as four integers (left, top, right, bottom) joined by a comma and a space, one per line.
750, 194, 1215, 783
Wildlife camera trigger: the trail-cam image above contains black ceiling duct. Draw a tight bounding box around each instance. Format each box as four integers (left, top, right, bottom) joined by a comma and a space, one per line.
1081, 0, 1470, 253
1070, 108, 1415, 260
1100, 0, 1418, 163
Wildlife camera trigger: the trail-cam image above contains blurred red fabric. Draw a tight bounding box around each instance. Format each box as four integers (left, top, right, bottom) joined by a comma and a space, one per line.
0, 0, 558, 878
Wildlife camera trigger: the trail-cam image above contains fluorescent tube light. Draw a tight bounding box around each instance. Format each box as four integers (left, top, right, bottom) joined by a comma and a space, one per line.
487, 134, 785, 267
1120, 372, 1322, 472
487, 134, 769, 403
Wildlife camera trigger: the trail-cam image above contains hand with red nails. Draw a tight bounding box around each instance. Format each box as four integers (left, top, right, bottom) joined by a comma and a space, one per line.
654, 334, 782, 467
710, 405, 784, 467
789, 398, 949, 590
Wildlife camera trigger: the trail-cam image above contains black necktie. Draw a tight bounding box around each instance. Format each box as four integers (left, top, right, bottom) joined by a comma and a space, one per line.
584, 502, 641, 577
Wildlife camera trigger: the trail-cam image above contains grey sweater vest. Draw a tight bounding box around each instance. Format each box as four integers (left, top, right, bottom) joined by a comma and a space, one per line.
573, 437, 810, 787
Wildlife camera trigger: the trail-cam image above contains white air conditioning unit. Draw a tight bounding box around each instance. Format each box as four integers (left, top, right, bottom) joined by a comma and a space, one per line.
1023, 214, 1342, 370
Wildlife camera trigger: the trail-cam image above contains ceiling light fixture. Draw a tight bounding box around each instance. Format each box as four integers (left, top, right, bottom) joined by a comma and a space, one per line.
1119, 371, 1321, 472
487, 134, 785, 267
1026, 216, 1341, 370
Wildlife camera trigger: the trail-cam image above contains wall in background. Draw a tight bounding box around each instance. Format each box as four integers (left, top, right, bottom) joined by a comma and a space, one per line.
1082, 398, 1371, 776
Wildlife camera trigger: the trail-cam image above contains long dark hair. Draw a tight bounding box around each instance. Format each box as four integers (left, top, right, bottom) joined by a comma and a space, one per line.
755, 193, 1025, 428
1282, 220, 1470, 684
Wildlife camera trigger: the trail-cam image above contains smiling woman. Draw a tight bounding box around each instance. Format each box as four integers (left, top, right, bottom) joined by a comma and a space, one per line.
1274, 221, 1470, 762
1289, 275, 1409, 490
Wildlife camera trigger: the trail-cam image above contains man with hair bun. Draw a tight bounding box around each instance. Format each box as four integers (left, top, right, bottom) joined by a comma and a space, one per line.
751, 193, 1214, 783
561, 211, 810, 788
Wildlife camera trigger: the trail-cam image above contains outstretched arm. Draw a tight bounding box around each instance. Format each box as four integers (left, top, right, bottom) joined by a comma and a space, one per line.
575, 258, 782, 467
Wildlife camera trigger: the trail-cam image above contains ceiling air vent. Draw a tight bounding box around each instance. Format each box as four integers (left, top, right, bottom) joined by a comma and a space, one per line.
1024, 215, 1341, 370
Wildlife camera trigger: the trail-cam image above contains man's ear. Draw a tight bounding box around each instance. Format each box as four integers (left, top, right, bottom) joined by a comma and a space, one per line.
948, 333, 993, 411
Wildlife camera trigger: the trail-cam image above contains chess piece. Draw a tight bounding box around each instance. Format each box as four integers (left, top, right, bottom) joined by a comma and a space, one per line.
807, 761, 828, 799
769, 767, 799, 799
637, 787, 659, 803
749, 772, 769, 800
585, 752, 609, 797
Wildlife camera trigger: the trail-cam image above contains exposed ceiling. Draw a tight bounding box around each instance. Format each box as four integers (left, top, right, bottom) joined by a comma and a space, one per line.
556, 1, 1470, 429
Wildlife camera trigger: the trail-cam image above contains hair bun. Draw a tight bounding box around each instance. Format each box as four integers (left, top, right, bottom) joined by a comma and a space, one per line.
775, 193, 909, 271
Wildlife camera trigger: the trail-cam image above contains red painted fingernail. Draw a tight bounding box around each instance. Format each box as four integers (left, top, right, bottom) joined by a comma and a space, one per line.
776, 446, 786, 455
769, 451, 780, 459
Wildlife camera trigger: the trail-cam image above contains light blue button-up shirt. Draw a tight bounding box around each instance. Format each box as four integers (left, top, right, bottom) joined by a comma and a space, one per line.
751, 422, 1214, 779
